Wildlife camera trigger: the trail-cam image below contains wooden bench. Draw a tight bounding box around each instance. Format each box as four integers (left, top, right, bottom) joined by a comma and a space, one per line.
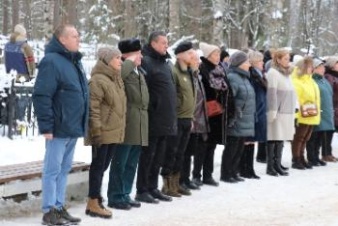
0, 160, 90, 199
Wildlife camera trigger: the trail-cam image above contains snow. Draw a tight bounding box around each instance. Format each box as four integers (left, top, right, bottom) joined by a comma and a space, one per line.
214, 11, 223, 19
1, 135, 338, 225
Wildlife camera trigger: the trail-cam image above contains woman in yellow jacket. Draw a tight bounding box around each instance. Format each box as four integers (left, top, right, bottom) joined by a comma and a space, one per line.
291, 56, 321, 170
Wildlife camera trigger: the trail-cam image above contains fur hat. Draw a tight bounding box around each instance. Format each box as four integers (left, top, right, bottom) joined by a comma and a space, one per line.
97, 47, 121, 64
14, 24, 27, 36
118, 38, 142, 54
199, 42, 220, 58
229, 51, 248, 67
313, 58, 324, 69
325, 56, 338, 69
174, 41, 193, 55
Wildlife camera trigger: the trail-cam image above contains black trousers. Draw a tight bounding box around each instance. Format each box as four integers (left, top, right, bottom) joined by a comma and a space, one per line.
307, 130, 334, 160
88, 144, 116, 198
221, 136, 245, 179
323, 131, 334, 157
180, 133, 214, 183
161, 118, 192, 176
136, 135, 167, 194
192, 139, 216, 180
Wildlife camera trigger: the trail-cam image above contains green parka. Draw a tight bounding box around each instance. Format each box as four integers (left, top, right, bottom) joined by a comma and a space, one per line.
85, 60, 127, 145
121, 60, 149, 146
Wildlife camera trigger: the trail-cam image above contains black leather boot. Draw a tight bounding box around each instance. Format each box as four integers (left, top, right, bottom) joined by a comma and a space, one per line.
274, 142, 289, 176
266, 142, 278, 176
247, 144, 260, 179
239, 147, 251, 178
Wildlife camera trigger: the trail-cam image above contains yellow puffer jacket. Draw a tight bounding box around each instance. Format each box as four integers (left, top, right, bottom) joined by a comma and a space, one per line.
291, 68, 320, 125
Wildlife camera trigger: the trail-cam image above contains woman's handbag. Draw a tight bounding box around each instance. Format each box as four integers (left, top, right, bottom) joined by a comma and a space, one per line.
206, 100, 223, 117
300, 102, 318, 117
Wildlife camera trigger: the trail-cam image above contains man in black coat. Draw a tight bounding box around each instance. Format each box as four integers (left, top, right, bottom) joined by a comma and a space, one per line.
135, 31, 177, 203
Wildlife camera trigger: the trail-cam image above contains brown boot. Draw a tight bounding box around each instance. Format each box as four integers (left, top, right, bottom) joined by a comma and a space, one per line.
85, 198, 112, 219
162, 175, 181, 197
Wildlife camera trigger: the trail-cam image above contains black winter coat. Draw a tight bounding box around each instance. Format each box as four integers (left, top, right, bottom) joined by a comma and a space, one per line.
249, 67, 267, 142
141, 45, 177, 136
200, 57, 232, 144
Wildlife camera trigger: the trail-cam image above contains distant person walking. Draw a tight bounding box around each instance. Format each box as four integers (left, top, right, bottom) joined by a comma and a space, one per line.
33, 24, 88, 226
4, 24, 35, 126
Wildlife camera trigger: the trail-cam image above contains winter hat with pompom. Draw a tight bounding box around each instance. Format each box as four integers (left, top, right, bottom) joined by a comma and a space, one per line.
325, 56, 338, 69
97, 47, 121, 65
199, 42, 220, 58
14, 24, 27, 36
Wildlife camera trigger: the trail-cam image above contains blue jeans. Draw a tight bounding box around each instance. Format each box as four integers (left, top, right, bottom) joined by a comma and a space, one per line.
42, 138, 77, 213
107, 144, 141, 203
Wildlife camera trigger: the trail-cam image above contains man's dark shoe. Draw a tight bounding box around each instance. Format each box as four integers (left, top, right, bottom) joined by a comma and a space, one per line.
184, 181, 200, 190
59, 206, 81, 224
192, 178, 203, 187
318, 159, 327, 166
150, 189, 173, 201
108, 202, 132, 210
309, 161, 321, 167
220, 177, 238, 183
203, 177, 219, 186
135, 192, 159, 204
128, 199, 141, 208
178, 184, 192, 196
42, 208, 69, 225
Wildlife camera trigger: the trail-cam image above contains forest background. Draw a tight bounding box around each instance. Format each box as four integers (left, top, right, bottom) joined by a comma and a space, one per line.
1, 0, 338, 56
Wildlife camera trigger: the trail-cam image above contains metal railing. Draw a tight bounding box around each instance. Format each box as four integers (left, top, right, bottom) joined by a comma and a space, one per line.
0, 81, 37, 139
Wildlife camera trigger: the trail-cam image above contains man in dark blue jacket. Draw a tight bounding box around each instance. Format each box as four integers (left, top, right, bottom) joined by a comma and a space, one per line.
33, 24, 89, 226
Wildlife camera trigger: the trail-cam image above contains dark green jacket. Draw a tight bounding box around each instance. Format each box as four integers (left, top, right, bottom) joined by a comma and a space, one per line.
172, 62, 196, 119
122, 60, 149, 146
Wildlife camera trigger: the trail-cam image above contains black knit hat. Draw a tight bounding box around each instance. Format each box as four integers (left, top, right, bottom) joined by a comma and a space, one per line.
118, 38, 142, 54
174, 41, 193, 55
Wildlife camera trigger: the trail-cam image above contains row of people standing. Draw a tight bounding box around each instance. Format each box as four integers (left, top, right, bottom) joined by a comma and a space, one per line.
32, 23, 338, 226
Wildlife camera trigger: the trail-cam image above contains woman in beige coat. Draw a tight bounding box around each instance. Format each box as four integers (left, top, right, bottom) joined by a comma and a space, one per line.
85, 47, 126, 219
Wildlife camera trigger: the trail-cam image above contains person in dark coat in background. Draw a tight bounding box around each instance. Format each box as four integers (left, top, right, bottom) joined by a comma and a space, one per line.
180, 50, 210, 190
33, 24, 88, 225
220, 47, 230, 70
135, 31, 176, 204
323, 56, 338, 162
197, 41, 231, 187
220, 51, 256, 183
306, 59, 333, 166
239, 50, 266, 179
107, 38, 149, 210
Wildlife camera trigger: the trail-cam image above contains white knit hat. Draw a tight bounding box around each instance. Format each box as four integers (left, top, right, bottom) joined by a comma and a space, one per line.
325, 56, 338, 69
14, 24, 27, 36
199, 42, 220, 58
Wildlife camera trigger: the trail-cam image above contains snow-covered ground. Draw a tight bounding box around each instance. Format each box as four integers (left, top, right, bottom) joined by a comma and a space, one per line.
1, 135, 338, 226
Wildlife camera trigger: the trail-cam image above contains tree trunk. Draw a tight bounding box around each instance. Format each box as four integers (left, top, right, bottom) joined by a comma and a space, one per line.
169, 0, 180, 42
53, 0, 61, 28
23, 0, 32, 39
43, 0, 53, 41
12, 0, 20, 27
2, 0, 10, 35
124, 0, 137, 37
212, 0, 224, 45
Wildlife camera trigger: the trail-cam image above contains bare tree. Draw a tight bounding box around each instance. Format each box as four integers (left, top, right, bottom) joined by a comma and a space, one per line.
168, 0, 180, 42
12, 0, 20, 27
2, 0, 10, 35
